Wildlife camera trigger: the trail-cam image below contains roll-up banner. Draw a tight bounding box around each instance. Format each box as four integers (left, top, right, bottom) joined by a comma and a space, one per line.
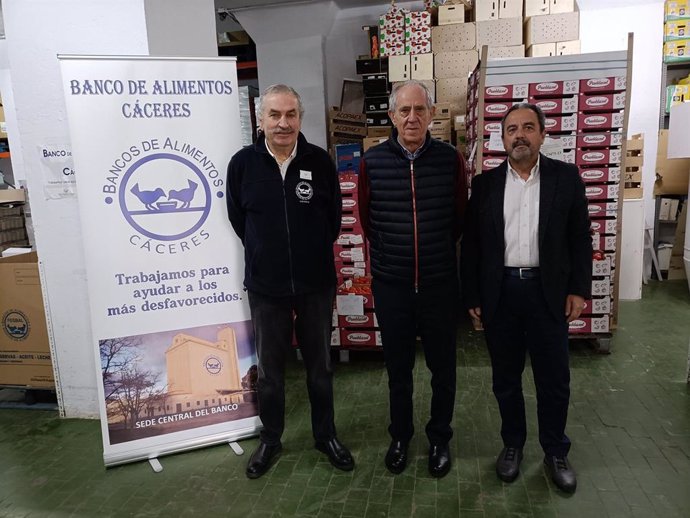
58, 56, 260, 467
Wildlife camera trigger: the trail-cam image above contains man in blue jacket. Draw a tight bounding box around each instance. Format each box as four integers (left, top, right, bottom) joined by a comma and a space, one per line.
226, 84, 353, 479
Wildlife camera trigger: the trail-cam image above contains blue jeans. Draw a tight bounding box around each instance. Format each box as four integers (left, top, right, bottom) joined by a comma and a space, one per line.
248, 286, 337, 446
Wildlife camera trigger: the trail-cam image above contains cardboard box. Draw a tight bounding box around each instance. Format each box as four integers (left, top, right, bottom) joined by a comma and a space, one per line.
434, 102, 452, 119
0, 189, 27, 204
499, 0, 523, 18
363, 136, 389, 152
525, 0, 550, 17
577, 112, 625, 131
487, 45, 526, 58
580, 92, 626, 112
475, 0, 498, 20
533, 96, 579, 114
550, 0, 576, 14
529, 79, 579, 97
525, 12, 580, 47
431, 23, 476, 53
544, 113, 578, 132
665, 84, 690, 112
590, 218, 618, 236
476, 17, 523, 48
527, 43, 556, 57
665, 0, 690, 20
438, 4, 465, 25
585, 184, 620, 201
590, 278, 612, 297
388, 54, 411, 82
576, 149, 622, 166
337, 310, 379, 329
0, 252, 54, 388
577, 132, 624, 148
588, 201, 619, 218
665, 19, 690, 40
484, 84, 528, 100
434, 50, 479, 79
579, 167, 621, 184
583, 297, 612, 315
411, 53, 434, 80
579, 76, 626, 94
655, 129, 690, 195
339, 328, 382, 347
556, 39, 581, 55
568, 316, 610, 334
367, 126, 392, 138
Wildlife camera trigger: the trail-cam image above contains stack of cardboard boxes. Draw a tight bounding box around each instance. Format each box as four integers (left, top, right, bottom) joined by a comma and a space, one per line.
623, 134, 643, 199
663, 0, 690, 63
525, 0, 580, 57
328, 108, 367, 152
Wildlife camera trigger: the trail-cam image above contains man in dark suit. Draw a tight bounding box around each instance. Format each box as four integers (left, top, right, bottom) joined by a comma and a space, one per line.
461, 103, 592, 493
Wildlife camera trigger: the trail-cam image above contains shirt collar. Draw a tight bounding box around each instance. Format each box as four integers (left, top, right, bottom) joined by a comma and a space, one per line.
265, 139, 298, 164
507, 154, 541, 182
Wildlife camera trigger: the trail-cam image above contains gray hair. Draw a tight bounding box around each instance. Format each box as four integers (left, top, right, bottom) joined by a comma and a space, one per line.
389, 80, 434, 113
501, 102, 546, 135
257, 84, 305, 120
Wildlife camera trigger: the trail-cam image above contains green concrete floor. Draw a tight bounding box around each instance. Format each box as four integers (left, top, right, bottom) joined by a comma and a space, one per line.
1, 280, 690, 518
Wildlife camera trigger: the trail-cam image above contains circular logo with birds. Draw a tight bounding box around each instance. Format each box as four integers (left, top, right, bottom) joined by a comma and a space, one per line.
117, 153, 211, 241
204, 355, 223, 375
295, 181, 313, 202
2, 310, 30, 341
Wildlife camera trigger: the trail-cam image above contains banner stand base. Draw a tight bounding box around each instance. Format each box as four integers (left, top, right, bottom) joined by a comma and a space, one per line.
148, 458, 163, 473
229, 442, 244, 455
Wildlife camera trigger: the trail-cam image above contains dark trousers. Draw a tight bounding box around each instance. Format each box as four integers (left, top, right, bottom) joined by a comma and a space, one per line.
248, 287, 336, 446
483, 275, 571, 457
372, 279, 458, 446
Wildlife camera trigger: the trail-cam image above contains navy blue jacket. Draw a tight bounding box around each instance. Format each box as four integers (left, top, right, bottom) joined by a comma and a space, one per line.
360, 130, 468, 289
226, 132, 341, 296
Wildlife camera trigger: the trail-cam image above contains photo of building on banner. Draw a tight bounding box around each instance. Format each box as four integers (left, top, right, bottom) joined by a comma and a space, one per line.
59, 56, 259, 466
102, 321, 257, 445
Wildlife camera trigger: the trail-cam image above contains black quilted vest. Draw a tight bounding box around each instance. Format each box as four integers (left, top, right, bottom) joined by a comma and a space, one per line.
364, 132, 459, 289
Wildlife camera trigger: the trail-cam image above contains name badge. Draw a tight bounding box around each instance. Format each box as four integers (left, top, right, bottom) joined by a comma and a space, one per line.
300, 170, 312, 180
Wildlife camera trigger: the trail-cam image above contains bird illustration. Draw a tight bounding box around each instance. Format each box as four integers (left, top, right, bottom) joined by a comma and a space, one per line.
131, 183, 165, 210
168, 180, 198, 209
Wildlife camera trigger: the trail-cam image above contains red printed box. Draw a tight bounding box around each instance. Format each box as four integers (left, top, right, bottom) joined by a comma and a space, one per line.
529, 80, 579, 97
592, 256, 612, 276
576, 132, 624, 148
532, 96, 579, 114
484, 84, 529, 100
583, 297, 612, 315
339, 173, 358, 193
592, 233, 617, 252
590, 218, 617, 235
340, 328, 382, 347
544, 113, 577, 132
482, 156, 506, 171
482, 120, 503, 136
561, 150, 575, 164
591, 278, 612, 297
336, 231, 365, 246
578, 112, 625, 131
579, 167, 621, 184
569, 315, 610, 334
546, 135, 576, 149
484, 101, 522, 119
341, 213, 363, 230
579, 76, 626, 93
585, 184, 620, 201
334, 246, 366, 263
336, 262, 368, 278
579, 92, 626, 112
405, 10, 431, 28
406, 25, 432, 40
482, 140, 507, 154
576, 148, 622, 166
406, 39, 432, 55
342, 195, 359, 211
338, 310, 379, 328
588, 201, 619, 218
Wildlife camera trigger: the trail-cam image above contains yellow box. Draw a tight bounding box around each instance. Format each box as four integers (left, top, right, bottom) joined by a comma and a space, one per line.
665, 0, 690, 20
663, 39, 690, 62
665, 20, 690, 40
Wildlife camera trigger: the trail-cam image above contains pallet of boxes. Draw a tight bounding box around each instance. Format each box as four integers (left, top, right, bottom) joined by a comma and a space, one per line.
331, 144, 381, 359
624, 134, 643, 199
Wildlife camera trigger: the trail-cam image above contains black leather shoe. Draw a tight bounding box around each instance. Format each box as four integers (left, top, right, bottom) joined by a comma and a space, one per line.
384, 440, 408, 474
246, 442, 282, 479
496, 447, 523, 483
544, 455, 577, 493
428, 444, 451, 478
315, 437, 354, 471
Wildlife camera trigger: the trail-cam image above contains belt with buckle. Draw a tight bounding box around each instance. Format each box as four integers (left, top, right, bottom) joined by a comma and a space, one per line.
504, 267, 540, 280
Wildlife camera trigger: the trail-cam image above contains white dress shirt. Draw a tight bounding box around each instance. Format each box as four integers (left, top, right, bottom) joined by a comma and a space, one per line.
266, 141, 298, 181
504, 157, 540, 268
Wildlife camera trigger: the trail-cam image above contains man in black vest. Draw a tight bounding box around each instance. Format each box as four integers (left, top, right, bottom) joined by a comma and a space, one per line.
227, 84, 354, 479
461, 103, 592, 493
359, 80, 468, 478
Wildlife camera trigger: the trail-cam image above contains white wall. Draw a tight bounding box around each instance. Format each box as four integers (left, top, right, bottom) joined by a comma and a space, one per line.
576, 2, 664, 229
145, 0, 217, 57
3, 0, 216, 418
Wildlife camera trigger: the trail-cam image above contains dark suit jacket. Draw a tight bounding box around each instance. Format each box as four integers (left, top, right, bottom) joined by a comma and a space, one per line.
460, 153, 593, 324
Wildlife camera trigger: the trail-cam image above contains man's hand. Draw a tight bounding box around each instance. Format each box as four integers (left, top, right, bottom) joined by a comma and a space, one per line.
468, 307, 482, 329
565, 295, 585, 323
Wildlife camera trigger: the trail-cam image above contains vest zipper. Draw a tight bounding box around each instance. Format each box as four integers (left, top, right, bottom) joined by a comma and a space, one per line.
410, 160, 419, 293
